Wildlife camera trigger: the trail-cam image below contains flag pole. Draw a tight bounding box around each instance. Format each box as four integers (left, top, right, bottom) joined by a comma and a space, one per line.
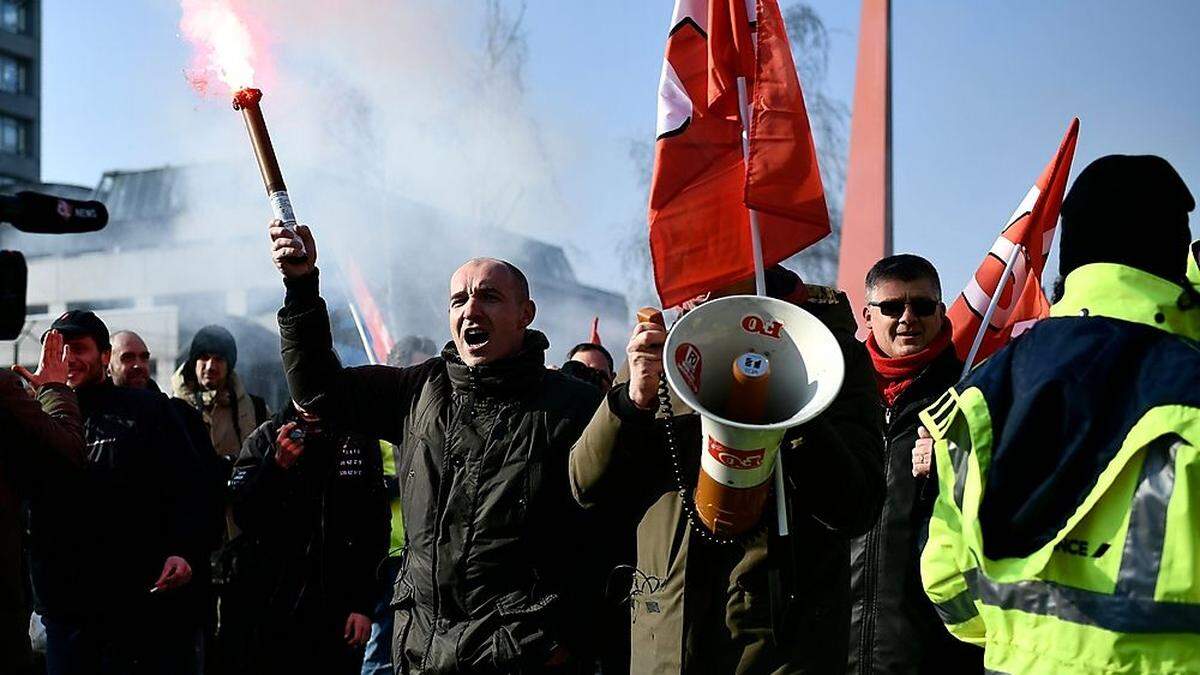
347, 301, 378, 366
737, 0, 788, 538
960, 244, 1022, 379
737, 76, 768, 298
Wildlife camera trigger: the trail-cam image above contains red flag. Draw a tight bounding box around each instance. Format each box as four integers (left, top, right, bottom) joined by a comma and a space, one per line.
949, 118, 1080, 367
588, 317, 602, 345
648, 0, 829, 308
344, 259, 394, 364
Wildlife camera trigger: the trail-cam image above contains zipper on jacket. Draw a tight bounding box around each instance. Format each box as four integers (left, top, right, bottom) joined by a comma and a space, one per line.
858, 402, 891, 673
420, 367, 480, 669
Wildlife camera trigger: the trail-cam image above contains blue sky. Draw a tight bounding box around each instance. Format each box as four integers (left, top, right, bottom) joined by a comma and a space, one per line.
42, 1, 1200, 298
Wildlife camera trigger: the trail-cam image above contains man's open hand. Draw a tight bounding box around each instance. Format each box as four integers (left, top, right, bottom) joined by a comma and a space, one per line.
268, 220, 317, 278
13, 330, 68, 389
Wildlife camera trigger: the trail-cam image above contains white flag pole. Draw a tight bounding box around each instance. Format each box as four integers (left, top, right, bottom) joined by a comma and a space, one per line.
960, 244, 1022, 380
347, 301, 378, 366
736, 0, 788, 537
737, 76, 768, 298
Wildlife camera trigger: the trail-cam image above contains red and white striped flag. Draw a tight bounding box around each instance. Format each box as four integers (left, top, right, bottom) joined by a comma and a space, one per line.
949, 118, 1079, 367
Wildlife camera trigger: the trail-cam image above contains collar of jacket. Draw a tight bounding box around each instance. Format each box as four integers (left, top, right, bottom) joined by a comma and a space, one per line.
1050, 262, 1200, 340
441, 329, 548, 398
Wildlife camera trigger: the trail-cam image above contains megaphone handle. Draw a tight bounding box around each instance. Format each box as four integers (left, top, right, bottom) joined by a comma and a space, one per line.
773, 456, 789, 537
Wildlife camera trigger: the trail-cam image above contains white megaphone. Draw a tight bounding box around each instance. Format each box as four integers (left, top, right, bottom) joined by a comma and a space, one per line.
662, 295, 845, 537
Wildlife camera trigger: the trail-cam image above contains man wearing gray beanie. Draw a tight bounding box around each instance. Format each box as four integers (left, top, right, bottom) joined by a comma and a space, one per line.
917, 155, 1200, 673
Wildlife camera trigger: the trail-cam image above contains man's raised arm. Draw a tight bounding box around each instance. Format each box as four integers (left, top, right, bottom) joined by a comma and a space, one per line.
269, 221, 426, 442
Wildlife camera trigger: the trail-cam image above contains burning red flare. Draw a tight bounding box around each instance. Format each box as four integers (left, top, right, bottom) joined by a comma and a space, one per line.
179, 0, 303, 260
179, 0, 259, 96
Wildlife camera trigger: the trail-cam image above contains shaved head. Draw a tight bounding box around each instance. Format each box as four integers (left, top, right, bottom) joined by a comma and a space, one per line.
110, 330, 152, 389
448, 258, 536, 366
460, 257, 530, 302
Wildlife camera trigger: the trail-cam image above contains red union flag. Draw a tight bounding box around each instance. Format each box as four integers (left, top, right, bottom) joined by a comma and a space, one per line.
949, 118, 1080, 366
649, 0, 829, 308
344, 259, 394, 364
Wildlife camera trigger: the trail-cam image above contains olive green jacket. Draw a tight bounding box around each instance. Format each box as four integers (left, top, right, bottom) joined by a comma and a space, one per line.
569, 287, 884, 674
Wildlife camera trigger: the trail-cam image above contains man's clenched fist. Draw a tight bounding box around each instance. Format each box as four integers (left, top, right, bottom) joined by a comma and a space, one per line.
626, 320, 667, 410
268, 219, 317, 279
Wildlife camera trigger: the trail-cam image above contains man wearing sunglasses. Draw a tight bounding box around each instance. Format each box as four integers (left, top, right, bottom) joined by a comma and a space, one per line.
848, 255, 983, 675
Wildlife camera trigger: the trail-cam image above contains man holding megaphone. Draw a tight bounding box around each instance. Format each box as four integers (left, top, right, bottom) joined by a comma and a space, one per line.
570, 266, 884, 673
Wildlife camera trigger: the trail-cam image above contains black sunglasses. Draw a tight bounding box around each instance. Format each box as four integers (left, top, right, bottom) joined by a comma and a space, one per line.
868, 298, 940, 318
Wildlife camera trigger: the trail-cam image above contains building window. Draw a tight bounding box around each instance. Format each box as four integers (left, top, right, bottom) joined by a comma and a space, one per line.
0, 52, 27, 94
0, 1, 27, 35
0, 114, 27, 155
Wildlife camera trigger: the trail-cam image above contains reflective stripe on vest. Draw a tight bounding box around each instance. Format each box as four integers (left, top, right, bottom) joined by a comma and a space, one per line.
964, 568, 1200, 634
963, 435, 1199, 635
1114, 435, 1179, 597
949, 440, 969, 510
932, 587, 979, 625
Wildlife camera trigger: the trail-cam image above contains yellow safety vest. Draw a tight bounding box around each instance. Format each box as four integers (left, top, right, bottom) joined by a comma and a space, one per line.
919, 264, 1200, 674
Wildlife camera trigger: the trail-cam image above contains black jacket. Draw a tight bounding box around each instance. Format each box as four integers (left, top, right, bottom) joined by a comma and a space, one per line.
150, 378, 229, 554
230, 408, 390, 622
26, 378, 207, 618
0, 374, 84, 672
278, 271, 604, 674
847, 345, 982, 674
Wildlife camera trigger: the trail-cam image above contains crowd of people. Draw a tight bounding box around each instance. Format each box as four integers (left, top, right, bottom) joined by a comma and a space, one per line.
1, 153, 1197, 675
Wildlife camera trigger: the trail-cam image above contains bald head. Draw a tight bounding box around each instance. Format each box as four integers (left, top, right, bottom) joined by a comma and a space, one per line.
449, 258, 536, 366
110, 330, 152, 389
457, 257, 530, 301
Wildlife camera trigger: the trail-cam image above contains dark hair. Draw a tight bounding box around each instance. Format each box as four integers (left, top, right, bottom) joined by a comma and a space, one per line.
566, 342, 614, 374
865, 254, 942, 300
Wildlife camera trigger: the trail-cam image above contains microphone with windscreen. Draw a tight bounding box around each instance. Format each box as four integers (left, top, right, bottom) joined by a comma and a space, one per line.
0, 191, 108, 234
0, 190, 109, 340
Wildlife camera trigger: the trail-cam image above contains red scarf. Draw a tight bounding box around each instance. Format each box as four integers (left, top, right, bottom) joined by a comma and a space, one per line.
866, 322, 952, 407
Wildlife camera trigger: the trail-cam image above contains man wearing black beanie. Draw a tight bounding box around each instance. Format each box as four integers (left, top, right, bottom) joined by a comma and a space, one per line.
172, 325, 270, 461
1058, 154, 1195, 282
917, 155, 1200, 673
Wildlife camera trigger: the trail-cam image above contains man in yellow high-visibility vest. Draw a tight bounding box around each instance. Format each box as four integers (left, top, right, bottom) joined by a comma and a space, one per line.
919, 155, 1200, 674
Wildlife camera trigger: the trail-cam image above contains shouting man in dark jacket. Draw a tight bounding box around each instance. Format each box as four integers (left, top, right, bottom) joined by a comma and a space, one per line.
230, 402, 389, 674
847, 255, 982, 674
26, 311, 208, 675
267, 222, 603, 673
570, 266, 885, 674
